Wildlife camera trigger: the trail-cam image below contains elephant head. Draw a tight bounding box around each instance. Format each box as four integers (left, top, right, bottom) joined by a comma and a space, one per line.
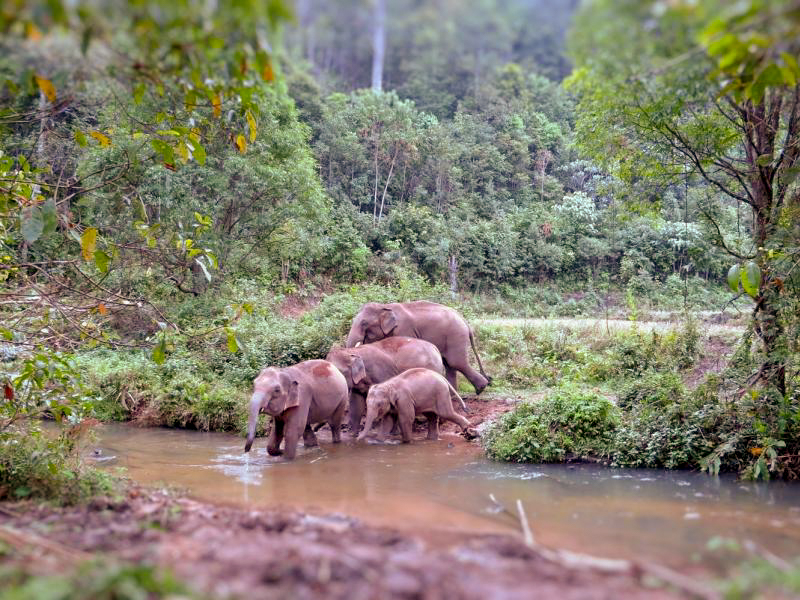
325, 348, 367, 390
346, 303, 397, 347
358, 384, 396, 441
244, 368, 299, 452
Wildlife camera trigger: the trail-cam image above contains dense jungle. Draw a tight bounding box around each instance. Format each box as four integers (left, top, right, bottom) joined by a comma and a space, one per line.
1, 0, 799, 598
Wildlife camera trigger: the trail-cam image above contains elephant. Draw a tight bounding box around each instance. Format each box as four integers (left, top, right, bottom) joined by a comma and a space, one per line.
326, 336, 466, 436
358, 368, 472, 443
345, 301, 491, 394
244, 359, 347, 460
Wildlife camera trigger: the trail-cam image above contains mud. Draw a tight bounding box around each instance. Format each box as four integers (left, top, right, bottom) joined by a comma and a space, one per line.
0, 489, 682, 599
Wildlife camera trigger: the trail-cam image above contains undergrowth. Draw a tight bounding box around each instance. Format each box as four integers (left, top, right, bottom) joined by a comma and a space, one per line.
0, 425, 115, 504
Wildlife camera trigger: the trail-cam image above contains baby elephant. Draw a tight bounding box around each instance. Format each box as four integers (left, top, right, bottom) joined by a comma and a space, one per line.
358, 368, 471, 443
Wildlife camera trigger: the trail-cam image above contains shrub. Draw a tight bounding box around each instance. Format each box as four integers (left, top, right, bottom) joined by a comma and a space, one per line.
482, 385, 619, 463
0, 425, 115, 504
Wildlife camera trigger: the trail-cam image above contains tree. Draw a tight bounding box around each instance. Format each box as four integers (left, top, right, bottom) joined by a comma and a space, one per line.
568, 0, 800, 395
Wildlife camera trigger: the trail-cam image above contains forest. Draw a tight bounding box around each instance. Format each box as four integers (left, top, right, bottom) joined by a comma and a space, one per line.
1, 0, 799, 598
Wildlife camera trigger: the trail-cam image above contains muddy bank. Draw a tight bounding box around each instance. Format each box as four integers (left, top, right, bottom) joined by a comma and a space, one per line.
0, 489, 684, 599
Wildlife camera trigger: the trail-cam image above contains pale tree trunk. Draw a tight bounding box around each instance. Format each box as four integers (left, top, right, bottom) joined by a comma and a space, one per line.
377, 144, 398, 223
371, 0, 386, 92
448, 255, 458, 298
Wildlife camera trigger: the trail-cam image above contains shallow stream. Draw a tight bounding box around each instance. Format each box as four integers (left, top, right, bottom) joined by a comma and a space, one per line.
90, 423, 800, 570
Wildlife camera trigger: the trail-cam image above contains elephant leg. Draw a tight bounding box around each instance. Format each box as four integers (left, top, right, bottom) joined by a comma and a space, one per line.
397, 402, 415, 444
330, 400, 346, 443
348, 391, 366, 437
444, 364, 458, 390
426, 413, 439, 441
445, 353, 488, 395
303, 424, 319, 448
377, 415, 396, 441
283, 421, 302, 460
267, 418, 284, 456
435, 389, 472, 431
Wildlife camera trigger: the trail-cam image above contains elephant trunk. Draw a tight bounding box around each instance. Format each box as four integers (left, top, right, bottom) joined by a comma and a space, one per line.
358, 409, 375, 441
244, 392, 263, 452
346, 328, 363, 348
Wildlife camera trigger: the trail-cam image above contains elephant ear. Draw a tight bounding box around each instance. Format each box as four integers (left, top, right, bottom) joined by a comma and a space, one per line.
285, 380, 300, 410
278, 371, 301, 412
388, 387, 399, 410
350, 355, 367, 385
379, 308, 397, 335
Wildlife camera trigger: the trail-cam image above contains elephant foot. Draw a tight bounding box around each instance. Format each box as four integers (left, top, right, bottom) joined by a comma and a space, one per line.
267, 447, 283, 456
463, 428, 479, 440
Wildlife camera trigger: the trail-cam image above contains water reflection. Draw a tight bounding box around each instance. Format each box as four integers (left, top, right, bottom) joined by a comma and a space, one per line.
92, 422, 800, 569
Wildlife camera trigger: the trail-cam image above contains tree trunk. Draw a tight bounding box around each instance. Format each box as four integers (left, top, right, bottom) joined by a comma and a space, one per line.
370, 0, 386, 92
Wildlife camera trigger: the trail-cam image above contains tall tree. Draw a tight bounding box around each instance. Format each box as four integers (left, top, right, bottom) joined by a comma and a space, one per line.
568, 0, 800, 394
371, 0, 386, 92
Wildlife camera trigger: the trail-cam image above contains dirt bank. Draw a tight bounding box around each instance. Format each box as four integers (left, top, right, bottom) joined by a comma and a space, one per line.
0, 489, 688, 599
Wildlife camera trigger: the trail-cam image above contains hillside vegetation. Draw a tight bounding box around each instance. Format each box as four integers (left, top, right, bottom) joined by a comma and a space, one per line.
0, 0, 798, 508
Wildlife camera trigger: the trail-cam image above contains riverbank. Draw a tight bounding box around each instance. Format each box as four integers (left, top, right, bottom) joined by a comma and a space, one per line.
0, 487, 692, 599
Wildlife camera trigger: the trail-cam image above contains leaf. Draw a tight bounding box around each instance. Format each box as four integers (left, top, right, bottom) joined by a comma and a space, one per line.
74, 130, 88, 147
741, 261, 761, 298
176, 142, 189, 163
263, 60, 275, 82
21, 206, 44, 243
3, 382, 13, 401
41, 199, 58, 235
727, 264, 741, 293
235, 134, 247, 154
150, 139, 173, 164
0, 328, 12, 341
246, 109, 257, 142
133, 83, 145, 105
226, 328, 239, 353
89, 131, 111, 147
34, 75, 56, 103
755, 154, 772, 167
152, 337, 167, 365
94, 249, 110, 273
747, 64, 784, 104
192, 142, 206, 166
211, 93, 221, 118
195, 257, 211, 282
81, 227, 97, 262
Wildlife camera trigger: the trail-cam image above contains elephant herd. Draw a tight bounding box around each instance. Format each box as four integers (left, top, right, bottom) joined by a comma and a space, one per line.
244, 300, 492, 460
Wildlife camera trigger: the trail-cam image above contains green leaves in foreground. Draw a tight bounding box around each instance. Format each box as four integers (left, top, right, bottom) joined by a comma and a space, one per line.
727, 261, 762, 298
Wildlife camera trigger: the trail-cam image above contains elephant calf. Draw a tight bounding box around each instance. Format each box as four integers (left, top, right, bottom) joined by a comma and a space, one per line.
326, 336, 455, 436
244, 360, 347, 460
358, 368, 472, 443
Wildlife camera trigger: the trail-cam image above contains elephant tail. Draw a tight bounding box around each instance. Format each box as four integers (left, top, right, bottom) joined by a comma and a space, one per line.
468, 327, 492, 385
445, 380, 468, 412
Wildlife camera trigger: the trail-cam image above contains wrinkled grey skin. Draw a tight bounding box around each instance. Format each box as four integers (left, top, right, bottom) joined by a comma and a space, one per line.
326, 336, 456, 436
244, 360, 347, 460
358, 368, 471, 443
345, 301, 491, 394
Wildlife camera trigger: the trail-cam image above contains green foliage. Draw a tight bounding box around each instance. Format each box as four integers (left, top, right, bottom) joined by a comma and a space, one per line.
0, 426, 114, 504
0, 562, 197, 600
482, 385, 619, 462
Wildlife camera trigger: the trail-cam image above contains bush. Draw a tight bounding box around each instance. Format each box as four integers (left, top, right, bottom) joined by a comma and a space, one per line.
0, 425, 114, 504
0, 562, 197, 600
482, 385, 619, 463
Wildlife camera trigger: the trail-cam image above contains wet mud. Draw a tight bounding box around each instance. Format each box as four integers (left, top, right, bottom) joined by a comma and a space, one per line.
1, 489, 682, 599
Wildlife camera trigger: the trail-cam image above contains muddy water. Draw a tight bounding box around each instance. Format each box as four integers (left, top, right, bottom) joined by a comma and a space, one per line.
91, 423, 800, 570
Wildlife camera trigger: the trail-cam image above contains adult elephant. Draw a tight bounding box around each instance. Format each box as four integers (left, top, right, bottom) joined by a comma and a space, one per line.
326, 336, 462, 436
345, 301, 491, 394
244, 360, 347, 460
